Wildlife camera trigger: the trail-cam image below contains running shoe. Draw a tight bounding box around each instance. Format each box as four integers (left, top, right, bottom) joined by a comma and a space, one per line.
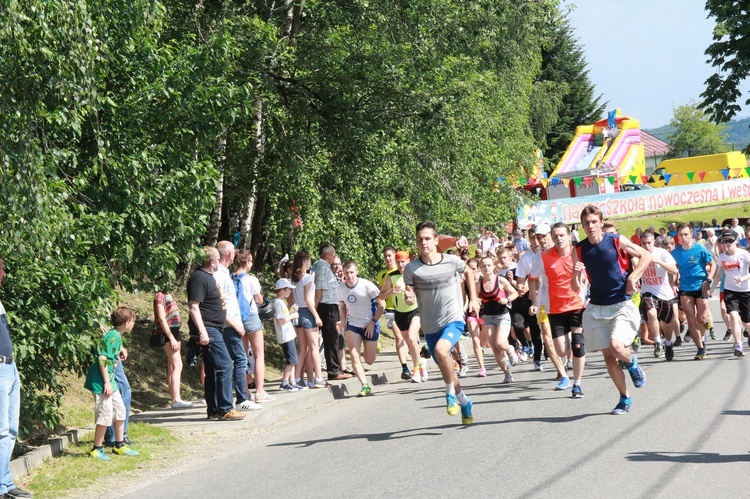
571, 384, 584, 398
709, 328, 716, 341
279, 382, 299, 392
313, 378, 331, 389
255, 391, 275, 403
420, 365, 429, 382
734, 344, 745, 357
627, 355, 646, 388
566, 359, 573, 371
503, 372, 514, 384
611, 396, 632, 415
358, 384, 372, 397
684, 333, 692, 343
528, 344, 535, 358
458, 364, 469, 377
555, 377, 570, 390
446, 393, 460, 416
237, 399, 262, 411
477, 367, 487, 378
112, 445, 140, 456
632, 337, 641, 352
654, 343, 664, 358
694, 348, 707, 360
401, 368, 412, 380
519, 346, 529, 363
508, 348, 519, 366
421, 344, 431, 359
292, 382, 309, 391
90, 448, 111, 461
460, 398, 474, 425
410, 368, 421, 383
459, 347, 469, 366
673, 336, 682, 347
534, 360, 544, 371
665, 344, 674, 361
170, 400, 194, 409
723, 330, 732, 341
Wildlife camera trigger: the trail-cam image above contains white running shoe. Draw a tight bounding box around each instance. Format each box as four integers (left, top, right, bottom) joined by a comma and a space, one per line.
503, 372, 514, 384
170, 400, 194, 409
420, 364, 429, 382
459, 364, 469, 377
508, 348, 519, 366
237, 399, 262, 411
255, 391, 276, 403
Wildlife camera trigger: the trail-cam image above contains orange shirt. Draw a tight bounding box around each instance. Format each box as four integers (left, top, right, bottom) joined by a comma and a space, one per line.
540, 248, 584, 314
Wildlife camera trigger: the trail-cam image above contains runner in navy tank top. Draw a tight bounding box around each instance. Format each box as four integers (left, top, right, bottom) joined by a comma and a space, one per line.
572, 205, 651, 415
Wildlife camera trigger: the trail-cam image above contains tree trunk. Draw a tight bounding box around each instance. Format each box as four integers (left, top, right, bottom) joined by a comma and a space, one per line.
239, 97, 264, 250
206, 169, 223, 247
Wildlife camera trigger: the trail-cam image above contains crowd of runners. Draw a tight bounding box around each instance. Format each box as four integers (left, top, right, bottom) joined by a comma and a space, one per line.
176, 206, 750, 426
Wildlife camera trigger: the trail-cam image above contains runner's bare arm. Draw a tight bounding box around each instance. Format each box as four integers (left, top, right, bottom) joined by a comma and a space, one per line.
464, 265, 481, 315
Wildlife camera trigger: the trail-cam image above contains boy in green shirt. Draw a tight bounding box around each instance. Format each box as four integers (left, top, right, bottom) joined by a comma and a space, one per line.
84, 307, 139, 460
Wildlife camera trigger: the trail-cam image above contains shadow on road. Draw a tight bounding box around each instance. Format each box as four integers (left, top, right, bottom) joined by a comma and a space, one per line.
627, 451, 750, 463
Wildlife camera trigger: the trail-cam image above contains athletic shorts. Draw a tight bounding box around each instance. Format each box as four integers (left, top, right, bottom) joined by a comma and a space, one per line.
536, 305, 549, 325
549, 309, 584, 339
466, 314, 484, 325
297, 308, 316, 329
94, 390, 126, 427
243, 313, 263, 334
425, 321, 464, 364
346, 323, 380, 342
481, 313, 511, 328
679, 289, 703, 300
281, 339, 298, 365
639, 293, 675, 324
724, 289, 750, 323
384, 310, 396, 329
395, 309, 419, 331
582, 300, 639, 352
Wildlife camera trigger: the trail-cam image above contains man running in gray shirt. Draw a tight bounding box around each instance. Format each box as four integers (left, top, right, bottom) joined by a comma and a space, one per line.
403, 221, 481, 425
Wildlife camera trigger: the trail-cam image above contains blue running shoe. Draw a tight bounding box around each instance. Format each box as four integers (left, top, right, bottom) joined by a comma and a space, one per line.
611, 396, 632, 415
555, 377, 570, 390
460, 398, 473, 425
571, 384, 584, 398
528, 344, 535, 357
626, 354, 646, 388
446, 393, 460, 416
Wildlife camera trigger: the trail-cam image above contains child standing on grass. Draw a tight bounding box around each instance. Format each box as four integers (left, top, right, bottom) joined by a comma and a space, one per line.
274, 279, 304, 391
84, 307, 140, 460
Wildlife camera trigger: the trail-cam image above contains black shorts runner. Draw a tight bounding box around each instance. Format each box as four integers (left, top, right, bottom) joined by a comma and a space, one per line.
394, 309, 419, 331
724, 289, 750, 323
549, 309, 584, 339
639, 292, 675, 324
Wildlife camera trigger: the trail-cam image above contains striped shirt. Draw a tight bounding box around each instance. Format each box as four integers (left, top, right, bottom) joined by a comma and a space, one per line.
154, 292, 182, 334
313, 259, 339, 305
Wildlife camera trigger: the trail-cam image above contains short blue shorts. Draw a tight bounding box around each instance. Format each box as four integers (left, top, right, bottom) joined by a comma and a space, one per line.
425, 321, 465, 363
243, 313, 263, 334
297, 308, 316, 329
281, 340, 298, 365
346, 323, 380, 341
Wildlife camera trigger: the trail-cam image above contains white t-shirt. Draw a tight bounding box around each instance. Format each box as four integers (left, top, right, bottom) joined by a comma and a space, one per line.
240, 273, 262, 314
640, 247, 677, 300
215, 264, 241, 324
273, 298, 297, 343
337, 279, 380, 328
528, 252, 550, 309
292, 274, 314, 309
732, 225, 746, 240
719, 249, 750, 293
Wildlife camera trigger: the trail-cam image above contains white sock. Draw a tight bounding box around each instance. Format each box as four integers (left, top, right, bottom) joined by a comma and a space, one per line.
445, 382, 455, 395
572, 379, 580, 386
456, 391, 469, 405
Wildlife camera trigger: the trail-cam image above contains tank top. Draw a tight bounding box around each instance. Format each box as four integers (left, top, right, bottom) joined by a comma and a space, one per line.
390, 271, 418, 313
479, 276, 508, 316
576, 232, 631, 305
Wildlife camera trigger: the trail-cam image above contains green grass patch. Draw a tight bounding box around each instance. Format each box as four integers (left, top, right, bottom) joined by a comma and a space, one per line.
24, 423, 176, 498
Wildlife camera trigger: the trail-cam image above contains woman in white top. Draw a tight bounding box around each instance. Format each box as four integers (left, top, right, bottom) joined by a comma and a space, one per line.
291, 250, 326, 388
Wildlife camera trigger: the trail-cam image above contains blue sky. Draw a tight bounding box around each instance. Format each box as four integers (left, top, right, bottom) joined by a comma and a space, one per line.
567, 0, 722, 129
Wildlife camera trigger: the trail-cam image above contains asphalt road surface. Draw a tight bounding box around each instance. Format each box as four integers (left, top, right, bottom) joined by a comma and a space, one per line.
115, 299, 750, 498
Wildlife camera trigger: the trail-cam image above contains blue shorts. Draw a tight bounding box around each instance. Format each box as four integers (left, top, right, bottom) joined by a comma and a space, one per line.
281, 340, 298, 365
425, 321, 465, 363
297, 308, 316, 329
346, 323, 380, 341
243, 313, 263, 334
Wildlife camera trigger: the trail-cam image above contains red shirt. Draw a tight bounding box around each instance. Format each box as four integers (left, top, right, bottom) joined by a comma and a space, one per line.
540, 248, 584, 314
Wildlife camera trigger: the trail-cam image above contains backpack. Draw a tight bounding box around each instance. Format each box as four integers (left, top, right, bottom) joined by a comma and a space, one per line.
232, 272, 252, 323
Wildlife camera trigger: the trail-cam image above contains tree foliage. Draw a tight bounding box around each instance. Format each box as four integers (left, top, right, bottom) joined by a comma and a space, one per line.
667, 101, 728, 158
0, 0, 577, 434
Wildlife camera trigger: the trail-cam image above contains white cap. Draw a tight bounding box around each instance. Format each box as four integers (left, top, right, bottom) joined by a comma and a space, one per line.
274, 278, 296, 290
534, 223, 551, 236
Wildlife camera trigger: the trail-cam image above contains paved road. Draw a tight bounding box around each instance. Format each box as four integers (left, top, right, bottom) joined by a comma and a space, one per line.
116, 299, 750, 498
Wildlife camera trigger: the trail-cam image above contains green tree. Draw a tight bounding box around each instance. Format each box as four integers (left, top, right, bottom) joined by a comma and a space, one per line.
666, 101, 728, 158
701, 0, 750, 140
536, 15, 606, 169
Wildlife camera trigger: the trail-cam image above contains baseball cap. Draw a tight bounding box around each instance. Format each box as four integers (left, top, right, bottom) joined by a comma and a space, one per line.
274, 278, 296, 290
534, 223, 551, 236
722, 230, 738, 242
